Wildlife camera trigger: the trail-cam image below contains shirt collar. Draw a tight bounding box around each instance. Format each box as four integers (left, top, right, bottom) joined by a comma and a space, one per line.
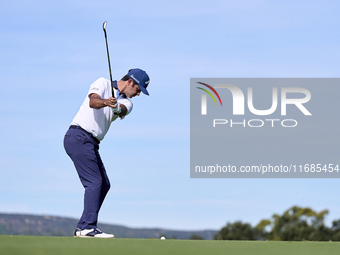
112, 80, 127, 98
112, 80, 118, 90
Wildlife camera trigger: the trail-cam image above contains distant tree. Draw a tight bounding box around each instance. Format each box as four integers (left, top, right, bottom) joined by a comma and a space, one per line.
255, 219, 271, 240
214, 221, 257, 240
215, 206, 335, 241
190, 234, 204, 240
331, 219, 340, 241
258, 206, 331, 241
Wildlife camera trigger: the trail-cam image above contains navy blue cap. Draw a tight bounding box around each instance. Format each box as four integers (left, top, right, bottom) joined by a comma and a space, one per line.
128, 68, 150, 96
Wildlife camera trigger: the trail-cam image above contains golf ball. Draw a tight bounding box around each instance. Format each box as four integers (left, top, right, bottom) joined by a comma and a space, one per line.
160, 236, 166, 240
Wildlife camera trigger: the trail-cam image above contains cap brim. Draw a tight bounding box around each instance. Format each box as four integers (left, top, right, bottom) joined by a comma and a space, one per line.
139, 85, 149, 96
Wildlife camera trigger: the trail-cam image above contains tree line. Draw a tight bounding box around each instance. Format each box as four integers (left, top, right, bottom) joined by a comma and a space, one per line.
214, 206, 340, 241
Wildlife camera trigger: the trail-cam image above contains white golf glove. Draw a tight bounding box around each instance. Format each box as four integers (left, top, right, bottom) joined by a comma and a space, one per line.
112, 103, 121, 114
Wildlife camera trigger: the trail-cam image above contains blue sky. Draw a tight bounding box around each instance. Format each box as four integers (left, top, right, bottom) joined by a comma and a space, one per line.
1, 0, 339, 231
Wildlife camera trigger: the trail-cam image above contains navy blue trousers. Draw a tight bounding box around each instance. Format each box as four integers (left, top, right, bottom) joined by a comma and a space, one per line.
64, 126, 110, 230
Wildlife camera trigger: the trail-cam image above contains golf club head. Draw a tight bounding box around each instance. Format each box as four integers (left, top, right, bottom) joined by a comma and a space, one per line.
103, 21, 107, 31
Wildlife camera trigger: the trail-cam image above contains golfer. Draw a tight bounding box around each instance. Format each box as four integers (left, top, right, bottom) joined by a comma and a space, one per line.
64, 68, 150, 238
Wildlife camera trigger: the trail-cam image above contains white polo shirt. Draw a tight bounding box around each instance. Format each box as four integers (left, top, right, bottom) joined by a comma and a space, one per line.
71, 77, 133, 141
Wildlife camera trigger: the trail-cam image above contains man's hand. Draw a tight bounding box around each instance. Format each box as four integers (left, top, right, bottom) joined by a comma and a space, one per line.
111, 102, 121, 114
90, 94, 117, 109
105, 97, 118, 108
89, 93, 127, 117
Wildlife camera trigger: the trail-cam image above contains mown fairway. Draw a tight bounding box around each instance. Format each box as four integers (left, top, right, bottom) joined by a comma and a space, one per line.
1, 235, 339, 255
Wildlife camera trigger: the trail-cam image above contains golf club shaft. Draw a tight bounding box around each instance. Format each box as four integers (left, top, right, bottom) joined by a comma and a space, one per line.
103, 21, 114, 98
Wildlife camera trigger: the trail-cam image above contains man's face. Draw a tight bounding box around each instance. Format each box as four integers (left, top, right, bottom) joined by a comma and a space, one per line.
125, 80, 141, 98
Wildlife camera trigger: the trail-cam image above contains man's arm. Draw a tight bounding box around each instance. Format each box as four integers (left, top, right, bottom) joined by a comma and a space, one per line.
89, 93, 127, 117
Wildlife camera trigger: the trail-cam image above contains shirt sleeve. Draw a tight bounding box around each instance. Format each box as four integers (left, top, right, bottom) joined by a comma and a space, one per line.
88, 77, 107, 98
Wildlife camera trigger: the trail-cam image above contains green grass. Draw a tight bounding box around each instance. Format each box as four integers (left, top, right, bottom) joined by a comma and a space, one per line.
1, 235, 339, 255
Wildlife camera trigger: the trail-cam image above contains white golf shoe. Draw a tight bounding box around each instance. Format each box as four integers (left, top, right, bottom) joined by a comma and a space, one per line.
76, 228, 114, 238
74, 228, 82, 237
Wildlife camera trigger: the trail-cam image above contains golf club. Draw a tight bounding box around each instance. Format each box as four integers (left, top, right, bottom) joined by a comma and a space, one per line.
103, 21, 114, 98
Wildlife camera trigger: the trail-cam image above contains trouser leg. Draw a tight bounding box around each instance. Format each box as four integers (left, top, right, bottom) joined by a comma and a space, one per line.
96, 150, 111, 211
64, 128, 110, 230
